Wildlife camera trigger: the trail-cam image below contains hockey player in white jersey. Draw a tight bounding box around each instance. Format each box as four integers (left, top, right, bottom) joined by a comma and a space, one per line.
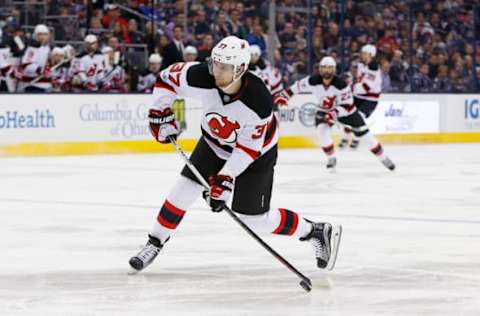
183, 45, 198, 62
17, 24, 51, 92
0, 41, 14, 92
248, 45, 283, 96
70, 35, 105, 92
48, 47, 72, 92
100, 46, 127, 93
339, 44, 382, 149
137, 54, 162, 93
129, 36, 342, 274
274, 56, 395, 171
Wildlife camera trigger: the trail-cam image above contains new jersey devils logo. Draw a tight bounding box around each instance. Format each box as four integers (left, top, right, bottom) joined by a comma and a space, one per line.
206, 112, 240, 143
321, 96, 337, 110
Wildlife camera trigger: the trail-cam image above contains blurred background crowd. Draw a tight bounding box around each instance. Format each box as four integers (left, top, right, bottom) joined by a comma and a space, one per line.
0, 0, 479, 93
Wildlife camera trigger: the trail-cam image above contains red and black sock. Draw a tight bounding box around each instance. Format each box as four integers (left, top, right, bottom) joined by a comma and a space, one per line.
156, 200, 186, 230
322, 144, 335, 156
273, 208, 299, 236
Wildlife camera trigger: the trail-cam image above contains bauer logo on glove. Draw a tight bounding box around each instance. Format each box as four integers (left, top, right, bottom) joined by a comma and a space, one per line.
148, 108, 180, 144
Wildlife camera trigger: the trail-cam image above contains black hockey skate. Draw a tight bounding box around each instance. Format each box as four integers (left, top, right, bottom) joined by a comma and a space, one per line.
129, 235, 167, 273
326, 157, 337, 169
301, 222, 342, 270
381, 157, 395, 171
349, 139, 360, 149
338, 138, 349, 149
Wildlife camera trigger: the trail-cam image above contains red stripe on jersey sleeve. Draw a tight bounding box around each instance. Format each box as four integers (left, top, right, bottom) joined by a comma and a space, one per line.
270, 80, 282, 91
236, 143, 260, 160
154, 80, 176, 93
362, 82, 371, 92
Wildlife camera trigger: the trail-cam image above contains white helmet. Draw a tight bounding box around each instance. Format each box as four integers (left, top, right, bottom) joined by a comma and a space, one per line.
319, 56, 337, 68
210, 36, 251, 81
84, 34, 98, 44
361, 44, 377, 57
184, 45, 198, 55
62, 45, 75, 58
101, 46, 113, 54
51, 47, 65, 56
34, 24, 50, 36
249, 44, 261, 57
148, 53, 162, 64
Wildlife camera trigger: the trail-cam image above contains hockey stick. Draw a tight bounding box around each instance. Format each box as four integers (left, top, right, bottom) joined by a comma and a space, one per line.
168, 137, 313, 292
29, 54, 77, 85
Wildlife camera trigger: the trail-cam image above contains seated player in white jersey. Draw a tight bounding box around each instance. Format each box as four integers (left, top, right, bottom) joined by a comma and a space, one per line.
340, 44, 382, 149
274, 56, 395, 171
129, 36, 342, 273
248, 44, 284, 97
137, 54, 162, 93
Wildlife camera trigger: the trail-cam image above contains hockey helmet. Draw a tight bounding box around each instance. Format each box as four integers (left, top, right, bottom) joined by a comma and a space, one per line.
34, 24, 50, 36
319, 56, 337, 69
51, 47, 65, 56
148, 53, 162, 64
184, 45, 198, 55
249, 44, 261, 57
84, 34, 98, 44
210, 36, 251, 82
361, 44, 377, 57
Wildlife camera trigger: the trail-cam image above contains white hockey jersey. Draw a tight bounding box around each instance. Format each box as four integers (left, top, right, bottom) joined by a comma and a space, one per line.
49, 62, 70, 92
0, 46, 14, 91
151, 62, 278, 178
249, 58, 283, 95
101, 65, 127, 92
353, 61, 382, 102
18, 41, 51, 90
137, 70, 159, 93
289, 74, 355, 117
70, 51, 105, 91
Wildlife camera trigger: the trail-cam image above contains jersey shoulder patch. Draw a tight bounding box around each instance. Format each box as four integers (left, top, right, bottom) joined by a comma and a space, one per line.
368, 61, 379, 71
186, 62, 215, 89
27, 40, 42, 48
76, 51, 88, 58
139, 69, 152, 76
308, 74, 323, 86
239, 73, 272, 119
331, 76, 348, 90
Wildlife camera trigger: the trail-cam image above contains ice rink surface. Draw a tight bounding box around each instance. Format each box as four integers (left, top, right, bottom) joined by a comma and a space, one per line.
1, 143, 480, 316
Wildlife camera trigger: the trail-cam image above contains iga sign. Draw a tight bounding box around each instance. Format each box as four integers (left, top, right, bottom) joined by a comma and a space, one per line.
464, 98, 480, 129
369, 100, 440, 134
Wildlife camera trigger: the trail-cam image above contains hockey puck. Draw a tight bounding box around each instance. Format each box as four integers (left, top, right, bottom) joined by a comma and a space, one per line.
299, 280, 312, 292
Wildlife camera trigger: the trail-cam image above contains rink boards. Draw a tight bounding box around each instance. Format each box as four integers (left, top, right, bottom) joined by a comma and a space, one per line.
0, 93, 479, 156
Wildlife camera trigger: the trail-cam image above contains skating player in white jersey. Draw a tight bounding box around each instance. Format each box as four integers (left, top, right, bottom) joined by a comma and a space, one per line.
129, 36, 342, 273
274, 56, 395, 171
340, 44, 382, 149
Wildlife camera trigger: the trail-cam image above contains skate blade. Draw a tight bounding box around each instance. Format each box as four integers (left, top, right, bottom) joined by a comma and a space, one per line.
327, 167, 336, 174
128, 268, 141, 275
326, 225, 342, 271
